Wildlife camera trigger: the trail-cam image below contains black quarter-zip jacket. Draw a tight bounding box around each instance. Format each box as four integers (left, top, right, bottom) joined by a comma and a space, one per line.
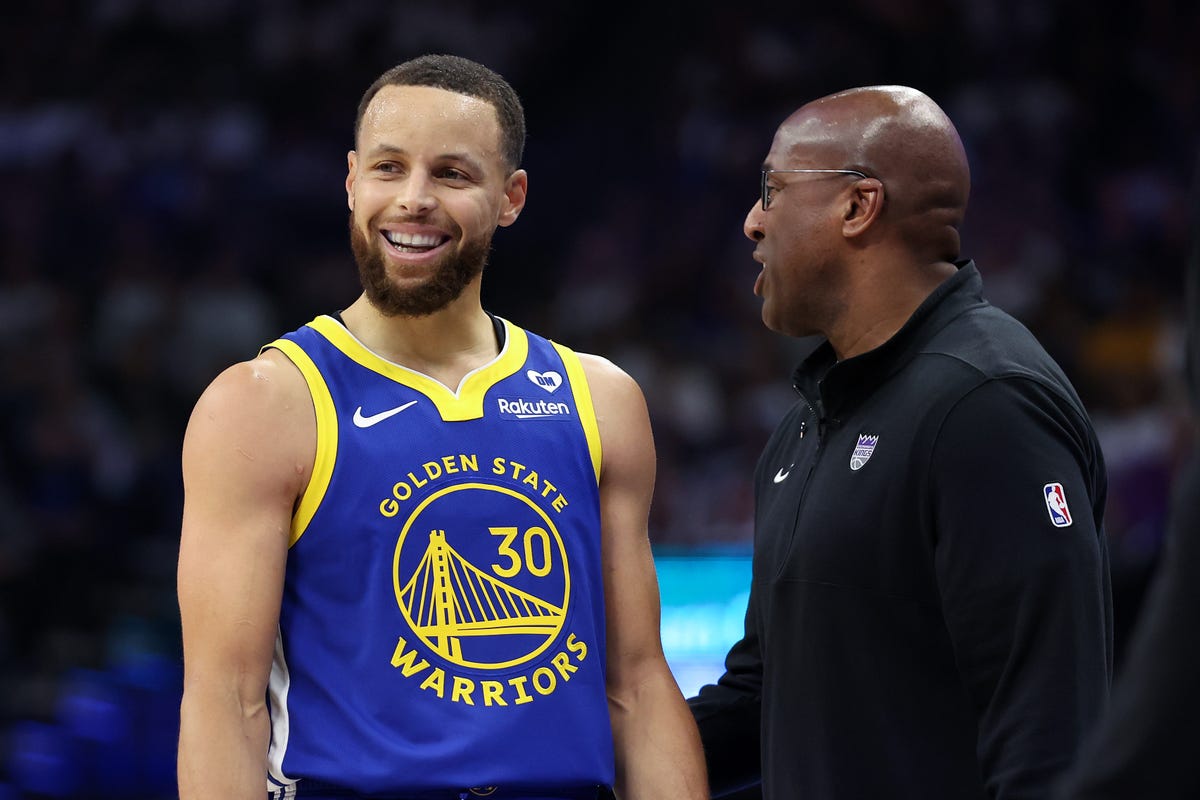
691, 262, 1112, 800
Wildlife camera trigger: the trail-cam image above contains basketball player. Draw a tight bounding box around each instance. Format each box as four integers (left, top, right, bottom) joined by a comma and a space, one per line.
176, 55, 706, 800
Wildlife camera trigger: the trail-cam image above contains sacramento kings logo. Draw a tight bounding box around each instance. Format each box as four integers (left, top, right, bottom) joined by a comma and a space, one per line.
850, 434, 879, 471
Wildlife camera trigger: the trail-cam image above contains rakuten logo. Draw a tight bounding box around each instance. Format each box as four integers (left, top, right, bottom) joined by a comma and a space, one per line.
497, 397, 572, 420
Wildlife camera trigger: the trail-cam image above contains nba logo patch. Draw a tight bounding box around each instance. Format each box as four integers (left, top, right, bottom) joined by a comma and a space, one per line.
850, 434, 878, 471
1043, 482, 1073, 527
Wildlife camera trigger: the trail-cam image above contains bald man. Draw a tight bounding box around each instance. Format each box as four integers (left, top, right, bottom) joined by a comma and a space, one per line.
688, 87, 1112, 799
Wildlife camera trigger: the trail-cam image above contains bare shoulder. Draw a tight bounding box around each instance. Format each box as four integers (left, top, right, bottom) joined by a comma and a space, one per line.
183, 348, 315, 498
573, 352, 647, 413
573, 352, 654, 482
187, 349, 311, 440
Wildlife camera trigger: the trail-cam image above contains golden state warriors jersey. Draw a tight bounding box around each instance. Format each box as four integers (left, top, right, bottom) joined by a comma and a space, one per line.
262, 315, 613, 798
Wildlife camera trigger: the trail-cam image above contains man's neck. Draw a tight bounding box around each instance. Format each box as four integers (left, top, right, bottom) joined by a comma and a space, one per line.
340, 292, 501, 390
827, 260, 957, 360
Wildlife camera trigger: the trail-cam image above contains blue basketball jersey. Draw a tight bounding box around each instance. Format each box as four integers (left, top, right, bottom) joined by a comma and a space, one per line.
262, 315, 613, 798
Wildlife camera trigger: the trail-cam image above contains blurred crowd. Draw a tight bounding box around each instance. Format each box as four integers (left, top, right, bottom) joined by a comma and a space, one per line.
0, 0, 1196, 795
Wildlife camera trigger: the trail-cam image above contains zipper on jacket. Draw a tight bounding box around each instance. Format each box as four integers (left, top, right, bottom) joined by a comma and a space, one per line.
793, 384, 816, 440
791, 388, 826, 499
773, 391, 827, 578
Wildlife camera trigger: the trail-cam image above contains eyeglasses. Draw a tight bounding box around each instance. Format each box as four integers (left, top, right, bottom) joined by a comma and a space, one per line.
760, 168, 871, 210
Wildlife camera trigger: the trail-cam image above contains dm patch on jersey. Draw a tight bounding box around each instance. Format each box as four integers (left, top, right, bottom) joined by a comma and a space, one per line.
527, 370, 563, 393
1043, 482, 1073, 527
850, 434, 879, 471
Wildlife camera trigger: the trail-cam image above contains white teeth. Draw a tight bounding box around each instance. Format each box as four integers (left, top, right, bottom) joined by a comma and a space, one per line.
384, 231, 442, 247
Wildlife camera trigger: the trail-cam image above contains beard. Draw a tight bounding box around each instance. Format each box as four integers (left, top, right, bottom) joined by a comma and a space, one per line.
349, 213, 492, 317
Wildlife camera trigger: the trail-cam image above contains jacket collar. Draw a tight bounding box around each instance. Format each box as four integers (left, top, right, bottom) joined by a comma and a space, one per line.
792, 260, 987, 422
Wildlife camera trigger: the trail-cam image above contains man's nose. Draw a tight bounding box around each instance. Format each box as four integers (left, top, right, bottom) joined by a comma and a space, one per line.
395, 172, 437, 215
744, 201, 765, 242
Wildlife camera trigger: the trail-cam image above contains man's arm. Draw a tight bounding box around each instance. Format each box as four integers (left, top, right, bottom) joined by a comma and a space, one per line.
578, 353, 707, 800
932, 378, 1112, 799
177, 350, 314, 800
687, 429, 774, 798
688, 587, 764, 798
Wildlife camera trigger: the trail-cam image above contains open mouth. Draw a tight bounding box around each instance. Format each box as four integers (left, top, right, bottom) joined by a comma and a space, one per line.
382, 230, 451, 255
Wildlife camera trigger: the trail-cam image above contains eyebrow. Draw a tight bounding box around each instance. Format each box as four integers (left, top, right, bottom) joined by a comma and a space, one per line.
363, 144, 407, 159
363, 144, 487, 175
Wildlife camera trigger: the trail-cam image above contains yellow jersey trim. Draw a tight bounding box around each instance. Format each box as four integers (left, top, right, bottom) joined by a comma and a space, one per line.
552, 343, 602, 484
306, 315, 529, 422
263, 338, 338, 547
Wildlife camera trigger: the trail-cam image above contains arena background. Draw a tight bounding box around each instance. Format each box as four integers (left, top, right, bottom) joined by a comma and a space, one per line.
0, 0, 1196, 796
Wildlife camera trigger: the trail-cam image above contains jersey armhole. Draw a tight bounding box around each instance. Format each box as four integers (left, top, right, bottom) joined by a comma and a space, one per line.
262, 339, 338, 547
551, 343, 602, 484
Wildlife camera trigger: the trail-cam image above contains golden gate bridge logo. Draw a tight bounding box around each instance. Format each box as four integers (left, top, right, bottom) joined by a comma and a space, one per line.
394, 483, 570, 670
398, 530, 565, 664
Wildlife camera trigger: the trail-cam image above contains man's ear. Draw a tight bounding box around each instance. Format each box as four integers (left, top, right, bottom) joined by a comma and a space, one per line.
843, 178, 884, 238
345, 151, 358, 211
498, 169, 528, 227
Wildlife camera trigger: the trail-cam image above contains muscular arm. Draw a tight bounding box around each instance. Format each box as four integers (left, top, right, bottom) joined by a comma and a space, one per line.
177, 350, 314, 799
578, 353, 707, 800
932, 378, 1112, 799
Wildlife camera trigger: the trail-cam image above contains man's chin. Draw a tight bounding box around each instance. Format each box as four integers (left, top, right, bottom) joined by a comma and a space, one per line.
366, 287, 461, 318
351, 222, 491, 318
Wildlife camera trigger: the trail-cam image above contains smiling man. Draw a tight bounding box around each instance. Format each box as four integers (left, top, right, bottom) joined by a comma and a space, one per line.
176, 55, 705, 800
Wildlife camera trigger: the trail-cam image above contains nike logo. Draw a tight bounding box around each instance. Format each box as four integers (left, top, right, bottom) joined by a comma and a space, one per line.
352, 400, 419, 428
773, 464, 794, 484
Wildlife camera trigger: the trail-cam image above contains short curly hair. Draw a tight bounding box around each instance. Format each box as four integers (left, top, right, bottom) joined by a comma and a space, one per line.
355, 54, 526, 171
